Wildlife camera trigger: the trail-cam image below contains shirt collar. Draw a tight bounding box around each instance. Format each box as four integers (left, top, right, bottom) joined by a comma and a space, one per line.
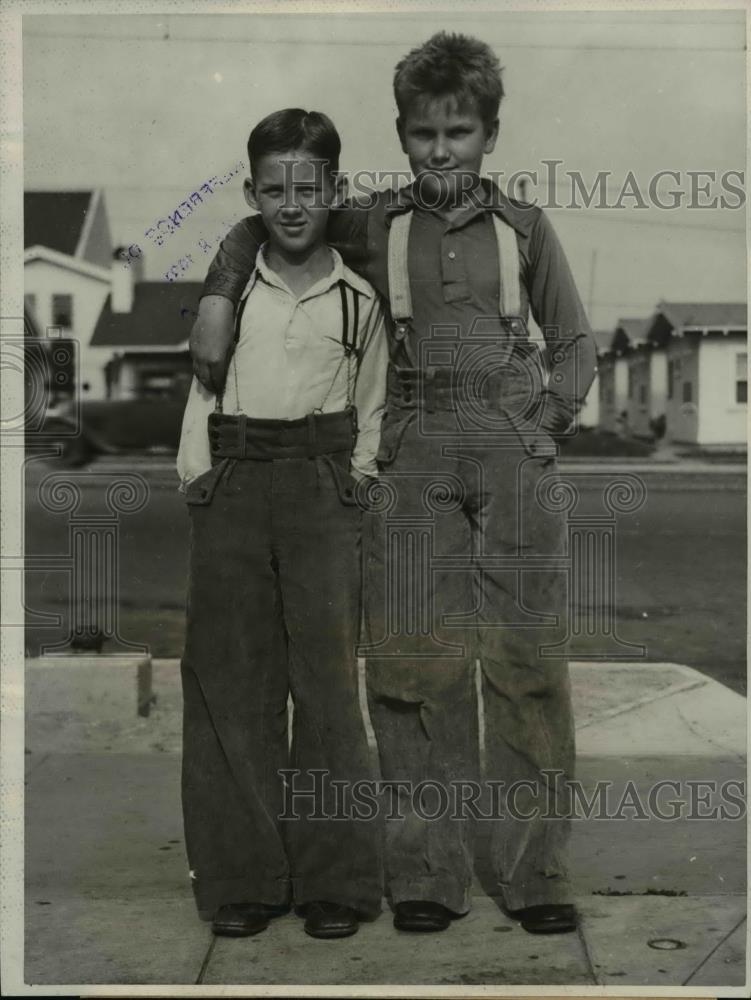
383, 176, 534, 237
244, 243, 375, 302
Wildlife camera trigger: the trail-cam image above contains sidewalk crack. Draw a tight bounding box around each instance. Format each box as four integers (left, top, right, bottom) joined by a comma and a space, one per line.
195, 933, 217, 984
682, 913, 746, 986
674, 704, 745, 763
576, 917, 599, 985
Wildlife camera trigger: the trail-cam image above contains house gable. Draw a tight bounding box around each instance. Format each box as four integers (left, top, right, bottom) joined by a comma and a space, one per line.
91, 282, 203, 349
76, 189, 114, 268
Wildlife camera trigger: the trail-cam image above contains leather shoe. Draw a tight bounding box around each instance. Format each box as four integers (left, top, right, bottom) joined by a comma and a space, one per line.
508, 903, 577, 934
393, 900, 452, 932
212, 902, 277, 937
303, 901, 359, 939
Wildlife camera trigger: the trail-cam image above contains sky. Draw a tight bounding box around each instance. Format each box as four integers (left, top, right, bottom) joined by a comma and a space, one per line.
22, 8, 747, 331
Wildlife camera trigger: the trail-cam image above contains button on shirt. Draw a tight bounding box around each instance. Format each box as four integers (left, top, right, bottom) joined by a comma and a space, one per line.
177, 246, 388, 484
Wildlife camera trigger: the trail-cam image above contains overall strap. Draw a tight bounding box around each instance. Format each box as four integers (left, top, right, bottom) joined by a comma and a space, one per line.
492, 214, 522, 317
386, 207, 523, 326
387, 212, 414, 325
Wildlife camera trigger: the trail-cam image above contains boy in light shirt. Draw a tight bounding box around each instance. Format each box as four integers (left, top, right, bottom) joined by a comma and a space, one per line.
178, 108, 386, 941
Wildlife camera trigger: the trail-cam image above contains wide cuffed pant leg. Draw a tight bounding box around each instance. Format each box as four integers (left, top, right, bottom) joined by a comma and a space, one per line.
274, 458, 383, 918
363, 436, 478, 915
474, 445, 575, 910
181, 462, 291, 917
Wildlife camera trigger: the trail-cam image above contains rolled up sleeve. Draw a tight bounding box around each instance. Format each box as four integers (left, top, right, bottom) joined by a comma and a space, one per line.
527, 210, 597, 433
201, 217, 264, 303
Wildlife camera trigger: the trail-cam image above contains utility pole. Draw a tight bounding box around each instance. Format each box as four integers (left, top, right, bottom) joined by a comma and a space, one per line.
587, 248, 598, 320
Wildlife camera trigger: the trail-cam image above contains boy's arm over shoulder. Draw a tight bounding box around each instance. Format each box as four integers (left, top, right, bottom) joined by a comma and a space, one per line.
191, 216, 265, 391
199, 201, 367, 303
525, 207, 597, 434
202, 216, 266, 302
350, 286, 389, 481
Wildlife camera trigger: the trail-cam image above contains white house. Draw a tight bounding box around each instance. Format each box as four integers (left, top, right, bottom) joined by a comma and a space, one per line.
90, 275, 200, 401
625, 342, 668, 440
598, 319, 647, 434
25, 190, 199, 401
576, 330, 612, 429
646, 302, 747, 449
24, 190, 116, 398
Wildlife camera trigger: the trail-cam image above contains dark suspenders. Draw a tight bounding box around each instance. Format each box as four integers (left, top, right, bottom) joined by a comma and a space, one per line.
217, 277, 361, 416
338, 279, 359, 360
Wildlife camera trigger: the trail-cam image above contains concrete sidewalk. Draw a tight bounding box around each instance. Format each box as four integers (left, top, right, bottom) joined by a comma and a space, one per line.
22, 656, 748, 992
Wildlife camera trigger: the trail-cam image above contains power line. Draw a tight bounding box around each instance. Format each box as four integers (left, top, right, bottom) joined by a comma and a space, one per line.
24, 31, 746, 52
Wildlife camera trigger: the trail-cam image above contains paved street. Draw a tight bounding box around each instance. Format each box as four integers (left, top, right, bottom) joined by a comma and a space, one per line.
20, 453, 747, 692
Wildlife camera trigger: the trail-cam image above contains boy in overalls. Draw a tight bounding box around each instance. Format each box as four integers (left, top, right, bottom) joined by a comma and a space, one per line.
190, 35, 597, 936
178, 109, 386, 940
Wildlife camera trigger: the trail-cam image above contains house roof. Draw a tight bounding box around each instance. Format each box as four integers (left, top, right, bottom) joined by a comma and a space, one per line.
591, 329, 615, 355
658, 301, 747, 331
90, 282, 203, 348
24, 191, 94, 257
613, 317, 649, 344
24, 245, 112, 282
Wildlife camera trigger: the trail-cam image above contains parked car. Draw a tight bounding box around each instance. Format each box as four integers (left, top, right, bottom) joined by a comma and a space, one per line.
30, 395, 188, 466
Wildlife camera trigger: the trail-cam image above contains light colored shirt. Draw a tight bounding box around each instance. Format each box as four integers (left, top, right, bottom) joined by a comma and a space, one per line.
177, 245, 388, 485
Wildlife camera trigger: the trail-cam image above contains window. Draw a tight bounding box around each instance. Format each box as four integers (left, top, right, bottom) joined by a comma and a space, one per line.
736, 352, 747, 405
639, 384, 647, 405
52, 294, 73, 328
682, 381, 693, 404
24, 293, 37, 318
667, 361, 673, 400
627, 368, 634, 399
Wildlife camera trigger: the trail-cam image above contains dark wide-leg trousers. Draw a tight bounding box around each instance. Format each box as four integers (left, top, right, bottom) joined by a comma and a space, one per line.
181, 455, 382, 919
364, 410, 575, 914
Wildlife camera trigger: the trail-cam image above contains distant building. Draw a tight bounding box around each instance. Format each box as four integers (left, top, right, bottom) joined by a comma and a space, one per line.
24, 190, 199, 402
577, 330, 612, 429
598, 319, 646, 434
24, 191, 113, 396
91, 270, 200, 401
625, 341, 668, 440
646, 302, 747, 449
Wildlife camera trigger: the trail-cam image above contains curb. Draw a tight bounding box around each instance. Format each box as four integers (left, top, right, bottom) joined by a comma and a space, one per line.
25, 657, 747, 760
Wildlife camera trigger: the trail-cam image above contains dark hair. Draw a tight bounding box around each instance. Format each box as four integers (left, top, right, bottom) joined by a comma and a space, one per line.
393, 32, 504, 128
247, 108, 341, 177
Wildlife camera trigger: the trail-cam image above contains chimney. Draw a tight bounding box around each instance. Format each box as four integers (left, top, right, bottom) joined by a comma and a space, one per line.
111, 245, 141, 313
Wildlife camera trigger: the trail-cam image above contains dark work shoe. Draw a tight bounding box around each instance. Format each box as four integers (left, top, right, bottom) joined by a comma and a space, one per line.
393, 900, 452, 932
303, 901, 359, 939
508, 903, 578, 934
212, 902, 274, 937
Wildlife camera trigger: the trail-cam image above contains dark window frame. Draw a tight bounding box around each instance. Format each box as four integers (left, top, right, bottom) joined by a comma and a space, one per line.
51, 293, 73, 329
